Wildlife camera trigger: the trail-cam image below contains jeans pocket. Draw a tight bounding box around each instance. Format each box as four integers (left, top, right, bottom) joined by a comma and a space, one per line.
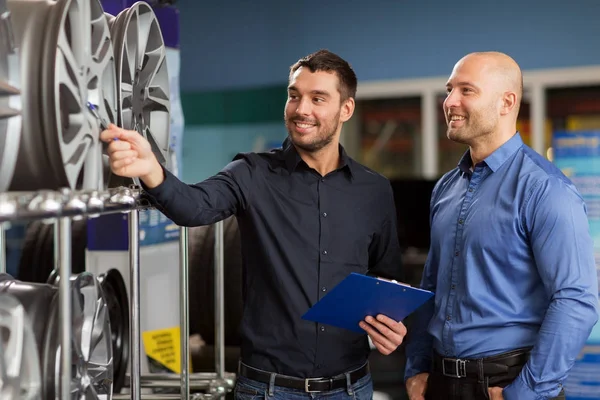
351, 375, 373, 400
234, 384, 264, 400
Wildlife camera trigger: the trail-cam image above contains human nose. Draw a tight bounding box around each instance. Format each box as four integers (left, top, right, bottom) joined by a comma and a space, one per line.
295, 97, 311, 115
444, 89, 460, 110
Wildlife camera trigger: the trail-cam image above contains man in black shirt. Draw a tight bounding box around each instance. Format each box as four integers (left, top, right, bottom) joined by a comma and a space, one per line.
102, 49, 406, 399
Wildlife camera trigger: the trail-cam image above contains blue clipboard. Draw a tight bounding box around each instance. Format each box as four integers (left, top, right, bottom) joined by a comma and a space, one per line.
302, 273, 434, 333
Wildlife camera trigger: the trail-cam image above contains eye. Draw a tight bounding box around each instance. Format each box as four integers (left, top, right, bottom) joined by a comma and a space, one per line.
288, 94, 298, 101
462, 88, 474, 94
314, 97, 325, 103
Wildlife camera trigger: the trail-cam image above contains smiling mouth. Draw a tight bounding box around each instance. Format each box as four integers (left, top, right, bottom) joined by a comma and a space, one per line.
290, 118, 319, 132
448, 115, 466, 128
449, 115, 466, 122
295, 122, 316, 129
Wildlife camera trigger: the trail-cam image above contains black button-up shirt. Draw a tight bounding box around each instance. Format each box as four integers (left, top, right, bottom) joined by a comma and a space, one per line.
144, 138, 402, 378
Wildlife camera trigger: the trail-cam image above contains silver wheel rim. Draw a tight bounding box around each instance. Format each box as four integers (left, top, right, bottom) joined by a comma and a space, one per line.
0, 293, 42, 400
0, 0, 21, 192
10, 0, 117, 191
55, 273, 113, 399
109, 1, 171, 184
44, 0, 118, 190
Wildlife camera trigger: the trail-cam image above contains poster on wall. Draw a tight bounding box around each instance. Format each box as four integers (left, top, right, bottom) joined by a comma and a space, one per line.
553, 130, 600, 400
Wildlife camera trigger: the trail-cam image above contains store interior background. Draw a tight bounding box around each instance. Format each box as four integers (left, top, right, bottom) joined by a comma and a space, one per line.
173, 1, 600, 398
177, 0, 600, 181
176, 0, 600, 268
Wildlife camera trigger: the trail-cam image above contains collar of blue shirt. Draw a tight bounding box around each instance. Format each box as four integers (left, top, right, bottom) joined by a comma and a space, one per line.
458, 132, 525, 175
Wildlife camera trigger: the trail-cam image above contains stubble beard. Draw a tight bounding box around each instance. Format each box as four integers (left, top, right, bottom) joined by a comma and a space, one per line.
285, 112, 341, 153
447, 108, 498, 146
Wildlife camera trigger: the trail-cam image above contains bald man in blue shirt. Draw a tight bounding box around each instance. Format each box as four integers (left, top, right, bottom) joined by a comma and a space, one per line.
405, 52, 599, 400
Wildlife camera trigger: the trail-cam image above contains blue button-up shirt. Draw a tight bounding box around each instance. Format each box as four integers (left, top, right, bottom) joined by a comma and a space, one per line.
405, 133, 599, 399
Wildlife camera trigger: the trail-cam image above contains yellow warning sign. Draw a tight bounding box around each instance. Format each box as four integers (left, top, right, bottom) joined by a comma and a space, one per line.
142, 327, 192, 374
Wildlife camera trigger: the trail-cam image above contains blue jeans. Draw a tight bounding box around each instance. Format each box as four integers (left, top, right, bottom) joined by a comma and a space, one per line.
234, 374, 373, 399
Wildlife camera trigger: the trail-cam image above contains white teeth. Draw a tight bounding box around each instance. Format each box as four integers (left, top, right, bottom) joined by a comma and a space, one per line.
450, 115, 465, 121
296, 123, 314, 129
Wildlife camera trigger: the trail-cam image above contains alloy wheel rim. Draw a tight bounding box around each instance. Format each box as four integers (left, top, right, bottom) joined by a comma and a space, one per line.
48, 273, 113, 399
0, 293, 42, 400
108, 1, 170, 186
43, 0, 118, 190
0, 0, 22, 192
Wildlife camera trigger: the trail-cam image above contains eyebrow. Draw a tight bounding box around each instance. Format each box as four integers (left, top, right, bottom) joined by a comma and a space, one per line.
287, 86, 331, 97
446, 81, 479, 90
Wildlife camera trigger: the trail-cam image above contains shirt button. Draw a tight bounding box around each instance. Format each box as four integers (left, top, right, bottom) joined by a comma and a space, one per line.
446, 315, 451, 321
451, 284, 456, 290
320, 326, 326, 332
458, 219, 464, 224
468, 188, 474, 192
322, 250, 328, 255
322, 287, 327, 292
455, 251, 459, 257
322, 212, 327, 217
321, 178, 325, 182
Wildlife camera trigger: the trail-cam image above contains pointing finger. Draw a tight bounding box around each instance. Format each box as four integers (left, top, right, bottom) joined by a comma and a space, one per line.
101, 124, 143, 144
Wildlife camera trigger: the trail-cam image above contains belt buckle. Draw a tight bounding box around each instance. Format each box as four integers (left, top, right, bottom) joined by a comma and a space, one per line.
304, 377, 323, 393
442, 358, 467, 378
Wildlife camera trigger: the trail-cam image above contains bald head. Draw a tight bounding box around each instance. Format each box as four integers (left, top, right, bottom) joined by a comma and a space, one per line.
454, 51, 523, 116
443, 51, 524, 150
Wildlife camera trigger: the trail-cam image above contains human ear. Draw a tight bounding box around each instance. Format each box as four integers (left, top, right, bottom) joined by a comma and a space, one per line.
500, 91, 518, 116
340, 97, 355, 122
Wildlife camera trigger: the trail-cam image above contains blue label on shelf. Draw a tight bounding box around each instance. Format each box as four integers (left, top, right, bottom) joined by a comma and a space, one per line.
139, 209, 180, 246
87, 214, 129, 251
87, 210, 179, 251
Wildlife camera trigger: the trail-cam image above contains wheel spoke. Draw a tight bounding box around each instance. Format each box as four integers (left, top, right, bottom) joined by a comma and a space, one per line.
140, 45, 166, 90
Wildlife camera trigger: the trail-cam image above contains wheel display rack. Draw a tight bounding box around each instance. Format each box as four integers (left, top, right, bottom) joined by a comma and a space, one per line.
0, 187, 234, 399
1, 0, 234, 396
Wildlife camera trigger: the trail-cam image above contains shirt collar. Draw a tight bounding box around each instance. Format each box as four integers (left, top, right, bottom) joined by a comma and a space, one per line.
282, 137, 354, 179
458, 132, 524, 174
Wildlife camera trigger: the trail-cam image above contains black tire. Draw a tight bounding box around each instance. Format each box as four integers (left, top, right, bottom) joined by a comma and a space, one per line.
188, 216, 243, 347
17, 221, 45, 282
97, 268, 129, 393
17, 219, 87, 283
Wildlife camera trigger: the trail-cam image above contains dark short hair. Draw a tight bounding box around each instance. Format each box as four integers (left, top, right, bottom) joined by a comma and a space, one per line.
289, 49, 357, 102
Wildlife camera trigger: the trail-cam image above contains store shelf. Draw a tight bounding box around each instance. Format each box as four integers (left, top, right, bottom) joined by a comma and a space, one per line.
0, 186, 146, 224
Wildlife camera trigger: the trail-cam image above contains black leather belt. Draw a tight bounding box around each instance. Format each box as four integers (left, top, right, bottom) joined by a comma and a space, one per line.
238, 362, 370, 393
433, 348, 531, 379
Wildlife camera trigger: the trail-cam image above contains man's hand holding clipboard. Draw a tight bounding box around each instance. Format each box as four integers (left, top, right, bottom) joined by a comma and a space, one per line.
302, 273, 434, 355
357, 276, 409, 354
360, 313, 408, 355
